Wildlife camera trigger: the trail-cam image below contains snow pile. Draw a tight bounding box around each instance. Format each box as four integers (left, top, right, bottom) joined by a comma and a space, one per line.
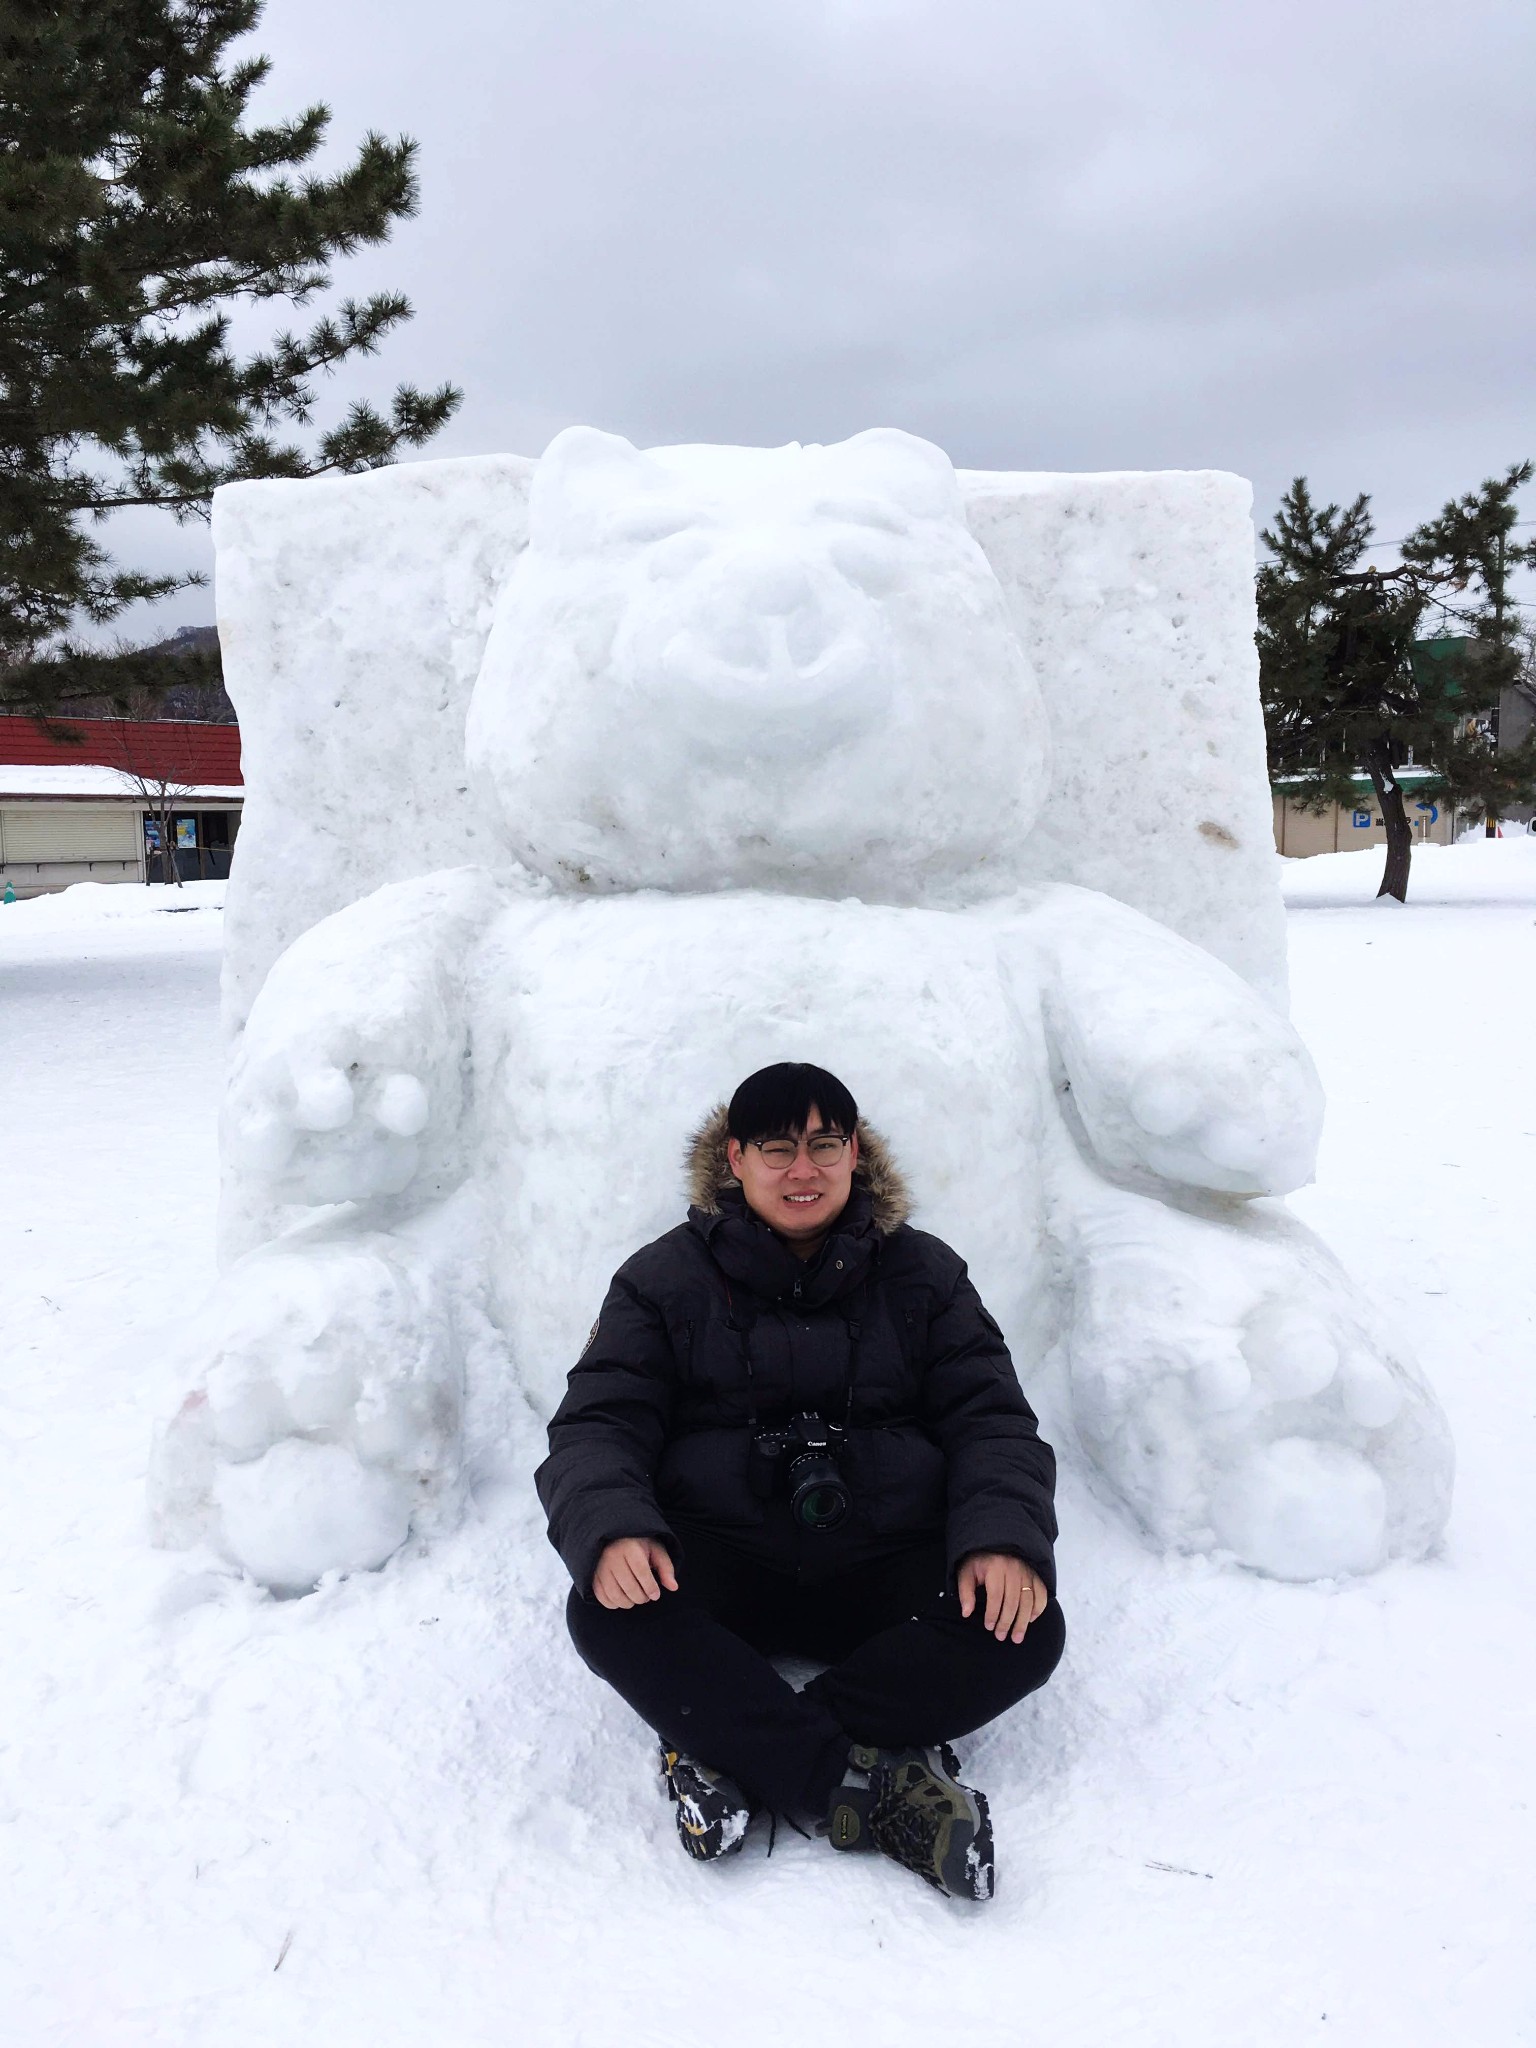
0, 878, 226, 925
157, 426, 1457, 1594
1281, 834, 1536, 908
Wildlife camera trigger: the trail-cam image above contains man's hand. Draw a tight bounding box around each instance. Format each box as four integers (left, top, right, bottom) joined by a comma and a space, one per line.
592, 1537, 679, 1610
957, 1552, 1048, 1643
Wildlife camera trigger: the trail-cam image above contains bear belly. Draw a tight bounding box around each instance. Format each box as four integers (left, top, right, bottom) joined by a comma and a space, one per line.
469, 891, 1053, 1413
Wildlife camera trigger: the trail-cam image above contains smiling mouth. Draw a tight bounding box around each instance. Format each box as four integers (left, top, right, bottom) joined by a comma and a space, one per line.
782, 1192, 822, 1206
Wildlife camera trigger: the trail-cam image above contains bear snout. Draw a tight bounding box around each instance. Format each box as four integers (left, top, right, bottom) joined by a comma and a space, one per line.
649, 613, 884, 731
620, 544, 891, 736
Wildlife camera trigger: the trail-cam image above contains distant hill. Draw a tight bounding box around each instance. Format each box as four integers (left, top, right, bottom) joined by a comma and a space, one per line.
53, 624, 235, 724
141, 626, 233, 724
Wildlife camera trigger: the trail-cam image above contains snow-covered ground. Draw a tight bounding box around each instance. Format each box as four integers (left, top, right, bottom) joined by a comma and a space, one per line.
2, 847, 1532, 2048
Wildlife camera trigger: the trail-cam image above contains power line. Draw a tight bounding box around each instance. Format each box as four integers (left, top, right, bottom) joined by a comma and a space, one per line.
1360, 519, 1535, 552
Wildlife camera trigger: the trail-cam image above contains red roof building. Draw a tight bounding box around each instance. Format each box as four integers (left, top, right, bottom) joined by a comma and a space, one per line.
0, 716, 244, 898
0, 714, 242, 787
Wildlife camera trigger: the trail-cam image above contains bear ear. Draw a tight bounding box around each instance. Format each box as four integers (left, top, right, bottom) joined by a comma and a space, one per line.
531, 425, 658, 548
825, 428, 962, 523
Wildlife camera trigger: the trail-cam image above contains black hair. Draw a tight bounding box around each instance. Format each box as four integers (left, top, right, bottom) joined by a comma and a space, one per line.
727, 1062, 859, 1145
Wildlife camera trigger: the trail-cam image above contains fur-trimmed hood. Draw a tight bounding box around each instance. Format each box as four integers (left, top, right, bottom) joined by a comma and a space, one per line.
684, 1104, 912, 1235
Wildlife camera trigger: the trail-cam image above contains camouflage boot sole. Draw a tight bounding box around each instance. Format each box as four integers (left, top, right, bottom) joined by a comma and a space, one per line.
659, 1744, 755, 1862
850, 1742, 995, 1901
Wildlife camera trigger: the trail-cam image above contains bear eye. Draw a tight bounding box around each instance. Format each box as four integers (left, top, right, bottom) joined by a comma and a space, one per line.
646, 530, 711, 578
607, 504, 699, 546
829, 532, 903, 596
815, 498, 910, 537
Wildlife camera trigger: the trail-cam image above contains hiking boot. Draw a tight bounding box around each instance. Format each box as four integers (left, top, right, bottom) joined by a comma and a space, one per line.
658, 1744, 755, 1862
825, 1742, 994, 1901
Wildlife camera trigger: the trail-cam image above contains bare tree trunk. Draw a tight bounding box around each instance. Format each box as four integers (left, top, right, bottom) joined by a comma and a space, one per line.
156, 790, 182, 886
1489, 534, 1504, 838
1364, 736, 1412, 901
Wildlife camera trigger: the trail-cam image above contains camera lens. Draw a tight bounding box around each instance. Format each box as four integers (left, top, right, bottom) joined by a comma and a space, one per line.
798, 1486, 846, 1528
788, 1451, 849, 1531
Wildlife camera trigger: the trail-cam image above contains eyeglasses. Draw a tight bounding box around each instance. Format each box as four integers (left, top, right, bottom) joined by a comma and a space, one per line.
750, 1133, 852, 1169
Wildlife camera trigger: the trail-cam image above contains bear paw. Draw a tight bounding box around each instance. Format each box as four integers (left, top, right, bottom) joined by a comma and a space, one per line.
151, 1232, 463, 1594
1065, 1189, 1453, 1579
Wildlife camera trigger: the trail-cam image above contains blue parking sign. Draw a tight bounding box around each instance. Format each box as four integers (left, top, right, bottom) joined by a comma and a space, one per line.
1351, 809, 1372, 828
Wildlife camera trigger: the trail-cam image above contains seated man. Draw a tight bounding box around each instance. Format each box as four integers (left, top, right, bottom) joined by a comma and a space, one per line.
536, 1061, 1064, 1901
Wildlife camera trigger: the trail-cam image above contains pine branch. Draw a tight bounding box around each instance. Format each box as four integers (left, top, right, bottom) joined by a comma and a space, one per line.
0, 630, 220, 716
0, 0, 461, 661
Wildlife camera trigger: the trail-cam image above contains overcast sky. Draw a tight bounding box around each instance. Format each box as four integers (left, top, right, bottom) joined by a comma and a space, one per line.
118, 0, 1535, 635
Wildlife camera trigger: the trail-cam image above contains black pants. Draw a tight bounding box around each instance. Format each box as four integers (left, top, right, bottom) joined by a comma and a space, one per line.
565, 1527, 1065, 1821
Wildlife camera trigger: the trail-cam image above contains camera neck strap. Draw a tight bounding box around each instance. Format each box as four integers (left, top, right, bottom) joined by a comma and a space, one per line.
721, 1267, 873, 1432
721, 1278, 758, 1426
840, 1278, 868, 1431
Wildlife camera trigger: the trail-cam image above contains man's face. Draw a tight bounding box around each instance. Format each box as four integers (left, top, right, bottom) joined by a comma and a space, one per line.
726, 1104, 860, 1245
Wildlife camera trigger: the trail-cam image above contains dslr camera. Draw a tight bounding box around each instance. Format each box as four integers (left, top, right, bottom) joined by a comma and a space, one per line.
748, 1412, 851, 1531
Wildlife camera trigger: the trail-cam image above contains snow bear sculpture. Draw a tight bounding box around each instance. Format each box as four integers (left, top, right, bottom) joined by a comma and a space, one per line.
152, 426, 1453, 1593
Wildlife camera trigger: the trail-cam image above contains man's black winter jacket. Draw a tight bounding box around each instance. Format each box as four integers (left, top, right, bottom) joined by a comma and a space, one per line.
535, 1114, 1058, 1598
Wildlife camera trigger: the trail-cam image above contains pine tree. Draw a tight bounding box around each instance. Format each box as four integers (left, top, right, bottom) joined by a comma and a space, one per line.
0, 0, 461, 711
1258, 465, 1536, 900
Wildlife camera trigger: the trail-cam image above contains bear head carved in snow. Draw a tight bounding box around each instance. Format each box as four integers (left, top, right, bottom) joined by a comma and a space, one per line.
465, 424, 1049, 901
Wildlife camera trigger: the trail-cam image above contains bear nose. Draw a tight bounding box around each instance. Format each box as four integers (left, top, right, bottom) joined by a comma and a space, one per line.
737, 548, 816, 619
626, 532, 890, 750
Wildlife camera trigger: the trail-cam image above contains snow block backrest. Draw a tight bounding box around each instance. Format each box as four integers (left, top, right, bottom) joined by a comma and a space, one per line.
214, 450, 1285, 1032
214, 454, 537, 1033
961, 468, 1285, 1003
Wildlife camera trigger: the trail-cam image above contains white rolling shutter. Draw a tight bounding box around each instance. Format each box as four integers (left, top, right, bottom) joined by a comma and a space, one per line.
1, 804, 141, 862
